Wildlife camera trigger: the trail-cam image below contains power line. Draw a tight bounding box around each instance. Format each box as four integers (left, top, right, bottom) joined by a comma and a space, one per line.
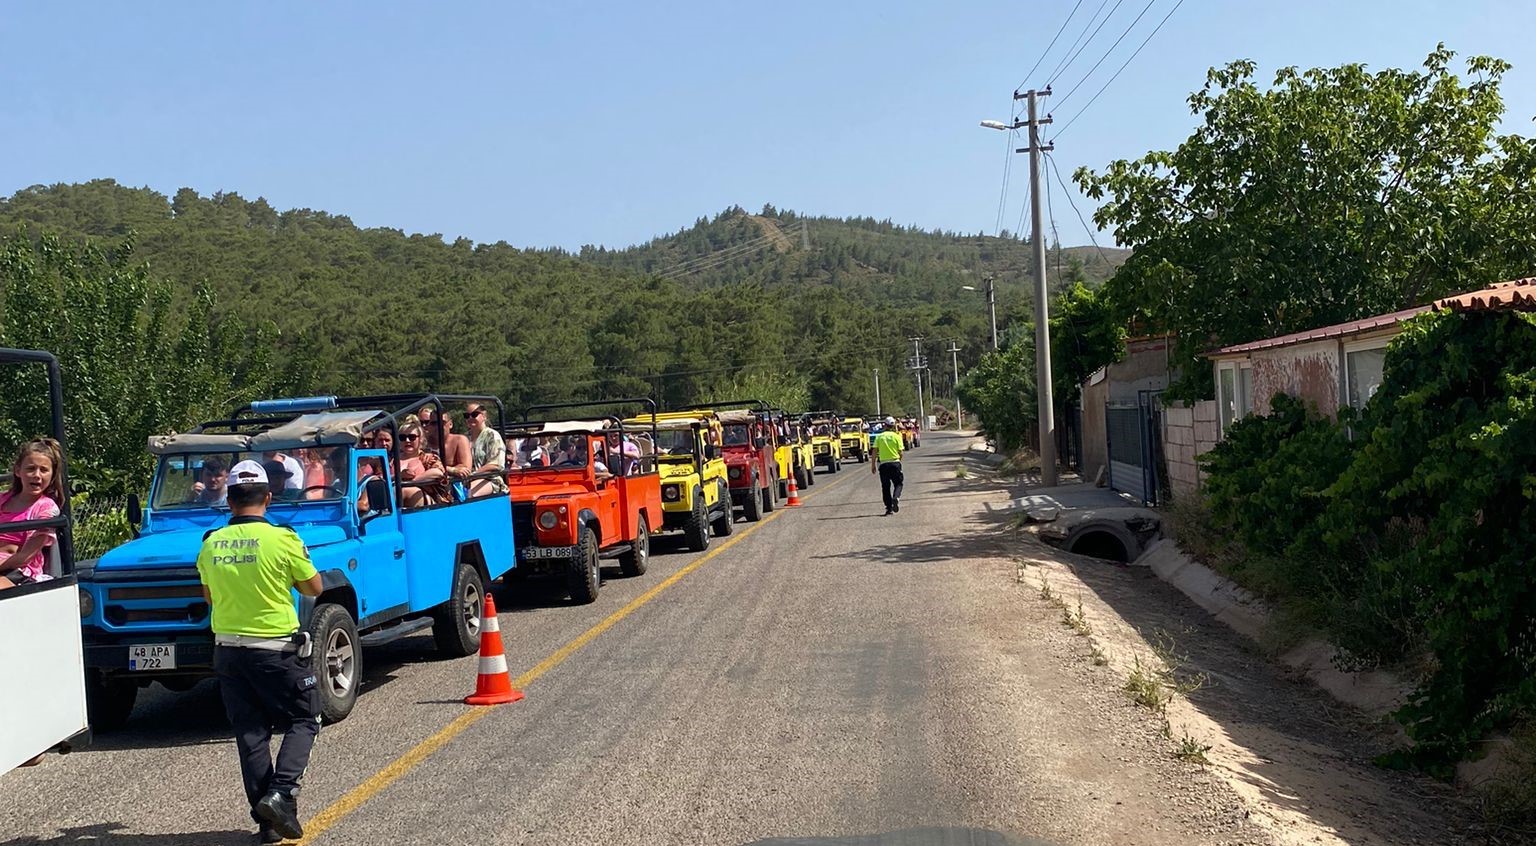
1045, 151, 1111, 267
1044, 151, 1062, 283
1051, 0, 1164, 113
993, 97, 1021, 235
1015, 0, 1087, 90
1047, 0, 1129, 88
1052, 0, 1188, 140
1043, 0, 1114, 85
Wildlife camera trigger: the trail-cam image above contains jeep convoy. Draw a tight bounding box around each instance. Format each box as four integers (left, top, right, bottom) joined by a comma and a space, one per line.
69, 388, 899, 731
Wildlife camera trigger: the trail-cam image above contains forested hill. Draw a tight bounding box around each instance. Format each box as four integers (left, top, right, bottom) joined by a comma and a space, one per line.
576, 205, 1126, 297
0, 180, 1123, 417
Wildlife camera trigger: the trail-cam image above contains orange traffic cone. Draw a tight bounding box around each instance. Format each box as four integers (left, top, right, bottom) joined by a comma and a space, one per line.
464, 592, 524, 706
786, 475, 802, 506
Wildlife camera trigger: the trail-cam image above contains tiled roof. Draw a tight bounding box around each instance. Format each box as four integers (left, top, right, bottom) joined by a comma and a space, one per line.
1209, 306, 1428, 356
1206, 277, 1536, 358
1433, 278, 1536, 312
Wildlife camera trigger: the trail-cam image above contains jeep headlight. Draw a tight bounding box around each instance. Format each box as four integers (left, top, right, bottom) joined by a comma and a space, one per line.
662, 484, 681, 502
728, 466, 742, 480
538, 510, 560, 530
79, 589, 95, 619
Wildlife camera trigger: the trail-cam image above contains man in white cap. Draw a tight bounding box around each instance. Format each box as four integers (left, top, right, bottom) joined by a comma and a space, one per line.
870, 415, 905, 515
196, 459, 324, 843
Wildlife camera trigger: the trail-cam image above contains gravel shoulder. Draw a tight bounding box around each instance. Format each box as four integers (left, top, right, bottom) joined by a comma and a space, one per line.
1003, 475, 1481, 845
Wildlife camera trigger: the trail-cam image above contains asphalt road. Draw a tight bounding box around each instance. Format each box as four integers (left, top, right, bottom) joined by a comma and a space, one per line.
3, 433, 1271, 846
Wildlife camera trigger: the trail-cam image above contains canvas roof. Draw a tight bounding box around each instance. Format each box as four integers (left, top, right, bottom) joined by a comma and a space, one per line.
149, 410, 382, 455
511, 419, 615, 436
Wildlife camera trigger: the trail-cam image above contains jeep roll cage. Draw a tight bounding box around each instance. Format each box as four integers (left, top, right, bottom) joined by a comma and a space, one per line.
204, 392, 509, 504
0, 349, 76, 577
506, 397, 660, 475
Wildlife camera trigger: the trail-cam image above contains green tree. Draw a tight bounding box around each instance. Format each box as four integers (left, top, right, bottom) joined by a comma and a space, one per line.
0, 233, 311, 494
1077, 46, 1536, 397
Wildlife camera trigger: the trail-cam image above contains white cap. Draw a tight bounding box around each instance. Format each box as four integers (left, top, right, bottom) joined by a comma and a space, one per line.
229, 460, 269, 487
885, 416, 896, 426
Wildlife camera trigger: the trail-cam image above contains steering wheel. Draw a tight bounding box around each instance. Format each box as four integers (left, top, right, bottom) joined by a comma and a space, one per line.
301, 485, 339, 497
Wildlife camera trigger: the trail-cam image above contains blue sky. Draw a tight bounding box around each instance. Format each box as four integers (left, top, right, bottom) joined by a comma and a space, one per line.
5, 1, 1534, 251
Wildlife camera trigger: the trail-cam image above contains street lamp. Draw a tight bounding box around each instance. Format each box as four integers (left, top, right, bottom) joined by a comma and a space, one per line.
960, 279, 999, 350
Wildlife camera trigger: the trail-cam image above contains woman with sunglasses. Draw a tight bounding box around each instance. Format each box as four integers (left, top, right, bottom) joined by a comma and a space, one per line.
393, 415, 449, 509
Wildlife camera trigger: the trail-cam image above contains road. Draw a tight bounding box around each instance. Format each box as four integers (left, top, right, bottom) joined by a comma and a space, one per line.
6, 432, 1287, 846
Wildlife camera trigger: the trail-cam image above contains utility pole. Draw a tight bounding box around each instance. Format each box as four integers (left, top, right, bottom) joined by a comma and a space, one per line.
1017, 86, 1058, 485
983, 275, 998, 351
873, 369, 881, 415
906, 337, 927, 431
947, 341, 963, 430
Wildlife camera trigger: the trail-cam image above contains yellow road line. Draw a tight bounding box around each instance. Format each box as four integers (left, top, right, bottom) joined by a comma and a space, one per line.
299, 470, 856, 843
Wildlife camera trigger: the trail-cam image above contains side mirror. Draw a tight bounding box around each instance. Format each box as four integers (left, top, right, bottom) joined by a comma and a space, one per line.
360, 477, 394, 527
704, 444, 718, 461
126, 493, 143, 537
753, 436, 767, 449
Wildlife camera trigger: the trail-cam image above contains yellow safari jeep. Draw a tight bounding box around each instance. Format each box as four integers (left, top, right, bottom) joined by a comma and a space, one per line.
774, 411, 816, 491
839, 417, 870, 463
803, 411, 843, 474
623, 411, 733, 551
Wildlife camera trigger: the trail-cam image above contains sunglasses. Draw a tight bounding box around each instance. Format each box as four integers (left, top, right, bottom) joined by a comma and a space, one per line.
466, 410, 484, 418
401, 434, 420, 443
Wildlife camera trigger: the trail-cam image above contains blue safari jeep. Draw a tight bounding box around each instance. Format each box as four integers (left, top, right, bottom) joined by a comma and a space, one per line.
77, 394, 516, 728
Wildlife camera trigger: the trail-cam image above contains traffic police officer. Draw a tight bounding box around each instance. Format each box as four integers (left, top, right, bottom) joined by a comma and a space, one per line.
871, 416, 905, 516
197, 459, 324, 843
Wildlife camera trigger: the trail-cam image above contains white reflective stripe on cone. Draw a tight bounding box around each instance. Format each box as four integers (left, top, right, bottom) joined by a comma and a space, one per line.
482, 615, 500, 633
478, 653, 509, 675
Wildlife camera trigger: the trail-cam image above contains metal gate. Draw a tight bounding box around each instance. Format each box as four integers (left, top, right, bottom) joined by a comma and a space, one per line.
1105, 391, 1167, 505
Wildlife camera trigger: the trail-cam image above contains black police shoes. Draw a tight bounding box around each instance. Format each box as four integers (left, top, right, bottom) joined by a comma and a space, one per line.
257, 824, 284, 844
255, 791, 303, 840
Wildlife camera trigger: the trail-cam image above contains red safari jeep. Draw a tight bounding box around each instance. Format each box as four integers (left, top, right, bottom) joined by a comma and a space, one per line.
682, 400, 781, 522
503, 400, 663, 604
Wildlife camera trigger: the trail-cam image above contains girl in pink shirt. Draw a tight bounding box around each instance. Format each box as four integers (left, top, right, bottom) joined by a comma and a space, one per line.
0, 438, 65, 589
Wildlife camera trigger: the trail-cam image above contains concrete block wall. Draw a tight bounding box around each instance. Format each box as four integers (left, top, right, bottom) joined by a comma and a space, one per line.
1163, 399, 1220, 499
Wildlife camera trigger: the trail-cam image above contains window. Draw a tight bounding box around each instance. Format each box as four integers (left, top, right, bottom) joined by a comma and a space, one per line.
1218, 366, 1236, 433
1345, 345, 1387, 409
1216, 361, 1255, 434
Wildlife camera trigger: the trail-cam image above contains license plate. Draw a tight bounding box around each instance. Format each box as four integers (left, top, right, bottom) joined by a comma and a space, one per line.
128, 643, 175, 671
519, 545, 575, 561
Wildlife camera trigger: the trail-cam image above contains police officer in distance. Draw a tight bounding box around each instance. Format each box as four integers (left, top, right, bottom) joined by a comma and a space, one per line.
197, 460, 324, 843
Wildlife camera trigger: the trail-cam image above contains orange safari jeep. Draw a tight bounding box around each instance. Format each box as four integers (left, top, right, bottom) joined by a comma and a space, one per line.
503, 399, 663, 604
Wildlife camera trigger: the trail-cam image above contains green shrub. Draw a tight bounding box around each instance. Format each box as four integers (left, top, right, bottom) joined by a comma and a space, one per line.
1196, 310, 1536, 764
1323, 310, 1536, 762
1198, 393, 1356, 589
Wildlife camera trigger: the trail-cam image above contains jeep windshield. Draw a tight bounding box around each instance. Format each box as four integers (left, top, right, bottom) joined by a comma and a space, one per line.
151, 448, 346, 510
722, 424, 752, 447
840, 423, 862, 433
653, 428, 697, 457
510, 435, 590, 471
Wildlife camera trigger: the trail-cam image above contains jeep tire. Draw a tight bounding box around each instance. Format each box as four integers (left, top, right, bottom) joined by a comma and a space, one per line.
711, 480, 734, 537
743, 473, 764, 522
684, 488, 711, 552
309, 602, 361, 724
619, 513, 650, 577
85, 670, 137, 733
569, 524, 601, 605
761, 478, 775, 513
432, 560, 484, 658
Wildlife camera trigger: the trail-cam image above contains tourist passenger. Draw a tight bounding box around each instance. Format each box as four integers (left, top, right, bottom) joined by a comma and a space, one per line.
192, 457, 230, 506
464, 403, 507, 495
0, 438, 64, 590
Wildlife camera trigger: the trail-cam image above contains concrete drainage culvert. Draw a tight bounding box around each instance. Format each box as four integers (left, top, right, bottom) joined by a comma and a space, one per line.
1036, 507, 1162, 563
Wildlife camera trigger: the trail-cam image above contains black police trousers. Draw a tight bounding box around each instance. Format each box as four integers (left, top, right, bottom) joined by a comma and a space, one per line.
879, 461, 904, 511
213, 645, 321, 821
